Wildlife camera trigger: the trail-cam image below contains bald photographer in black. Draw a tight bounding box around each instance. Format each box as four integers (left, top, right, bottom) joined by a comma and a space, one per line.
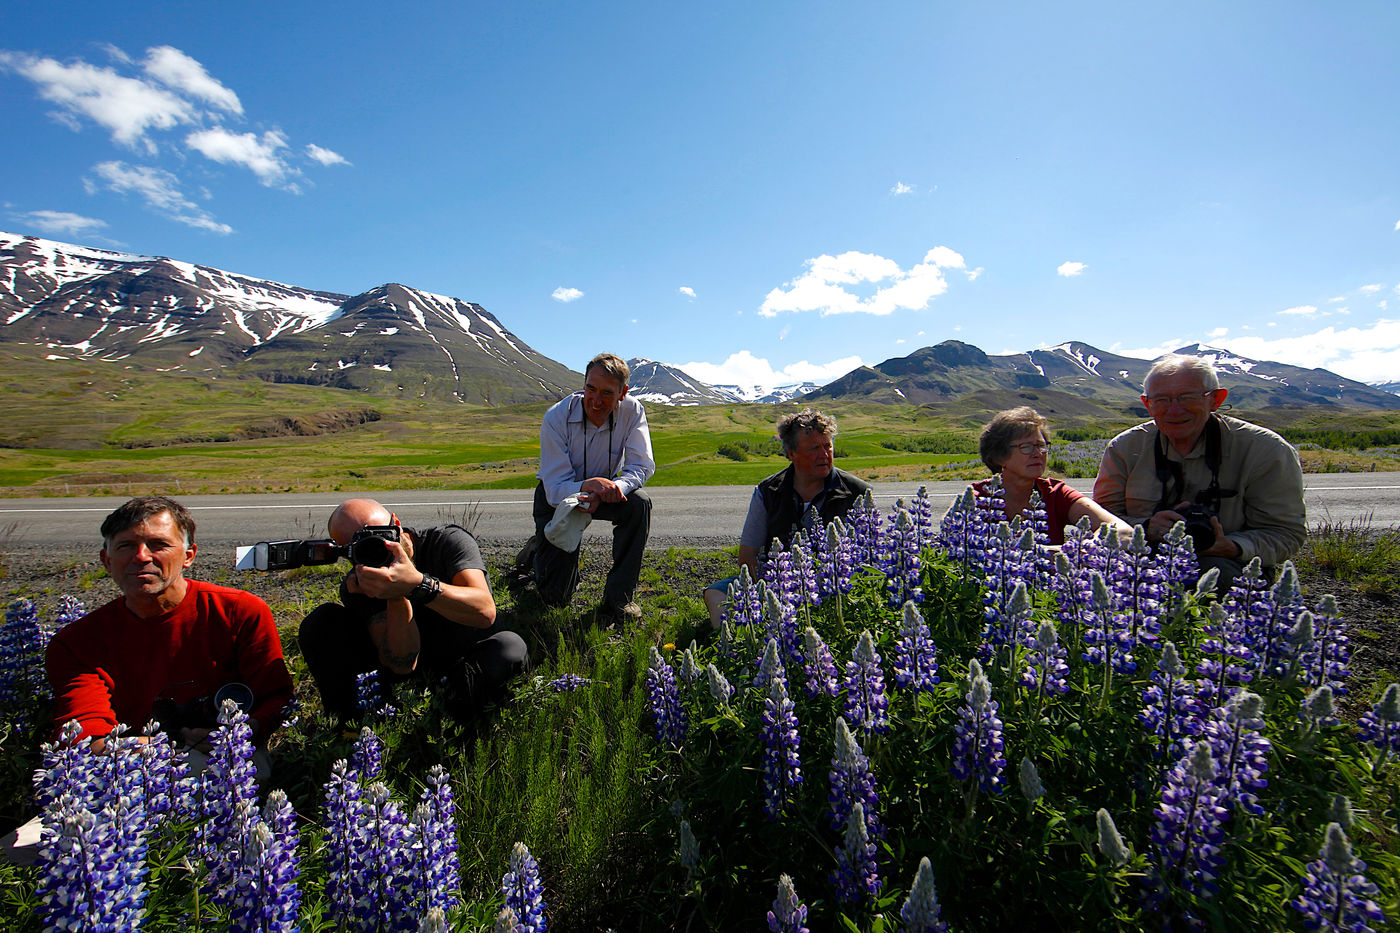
298, 498, 527, 723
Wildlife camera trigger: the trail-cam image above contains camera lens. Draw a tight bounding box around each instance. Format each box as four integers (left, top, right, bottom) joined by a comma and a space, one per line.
350, 535, 393, 567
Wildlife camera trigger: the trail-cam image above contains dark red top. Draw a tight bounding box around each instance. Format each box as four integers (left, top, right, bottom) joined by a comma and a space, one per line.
46, 579, 294, 742
972, 477, 1085, 545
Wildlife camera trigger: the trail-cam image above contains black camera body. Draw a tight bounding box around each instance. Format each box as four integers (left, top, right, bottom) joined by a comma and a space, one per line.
1177, 503, 1217, 554
151, 682, 255, 740
243, 525, 400, 572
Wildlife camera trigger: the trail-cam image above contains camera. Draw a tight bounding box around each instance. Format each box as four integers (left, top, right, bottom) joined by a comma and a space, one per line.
151, 682, 254, 740
235, 524, 400, 571
1176, 503, 1217, 554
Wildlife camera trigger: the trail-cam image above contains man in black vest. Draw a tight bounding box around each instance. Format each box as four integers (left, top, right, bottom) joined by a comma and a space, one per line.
1094, 354, 1305, 586
702, 409, 872, 625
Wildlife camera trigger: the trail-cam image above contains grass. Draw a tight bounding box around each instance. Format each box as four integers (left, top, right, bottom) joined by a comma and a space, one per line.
1306, 514, 1400, 598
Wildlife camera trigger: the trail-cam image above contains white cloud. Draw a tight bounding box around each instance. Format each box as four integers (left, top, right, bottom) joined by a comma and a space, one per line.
890, 182, 913, 195
186, 128, 296, 188
966, 266, 984, 282
760, 247, 967, 318
1394, 219, 1400, 231
680, 350, 863, 390
141, 46, 241, 114
0, 51, 196, 151
306, 143, 350, 166
678, 286, 696, 299
16, 210, 107, 237
1279, 305, 1318, 316
1208, 327, 1229, 338
551, 286, 583, 303
84, 161, 231, 233
1057, 261, 1087, 277
895, 338, 906, 344
1329, 296, 1346, 303
1359, 283, 1384, 295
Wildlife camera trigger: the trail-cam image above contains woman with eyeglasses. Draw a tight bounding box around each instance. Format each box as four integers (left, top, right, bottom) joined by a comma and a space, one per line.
973, 406, 1130, 545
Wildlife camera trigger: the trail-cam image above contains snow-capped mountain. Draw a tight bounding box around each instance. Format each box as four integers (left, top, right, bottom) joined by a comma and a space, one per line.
810, 339, 1400, 411
1374, 380, 1400, 397
710, 382, 820, 404
625, 358, 743, 406
0, 232, 578, 404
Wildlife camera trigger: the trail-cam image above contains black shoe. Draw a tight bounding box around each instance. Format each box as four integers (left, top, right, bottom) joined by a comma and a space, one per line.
598, 600, 642, 628
505, 535, 539, 590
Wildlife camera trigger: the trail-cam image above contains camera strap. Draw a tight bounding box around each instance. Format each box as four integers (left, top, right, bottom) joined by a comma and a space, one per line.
577, 398, 615, 481
1153, 414, 1237, 512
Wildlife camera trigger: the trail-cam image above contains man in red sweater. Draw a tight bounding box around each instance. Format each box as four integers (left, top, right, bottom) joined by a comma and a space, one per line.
46, 495, 293, 751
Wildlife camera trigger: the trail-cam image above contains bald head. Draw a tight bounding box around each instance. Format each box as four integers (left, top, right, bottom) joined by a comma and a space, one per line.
329, 498, 393, 545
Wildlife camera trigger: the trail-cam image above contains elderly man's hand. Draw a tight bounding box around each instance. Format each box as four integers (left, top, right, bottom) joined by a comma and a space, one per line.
581, 477, 626, 503
1200, 516, 1243, 559
350, 539, 420, 599
1146, 509, 1185, 544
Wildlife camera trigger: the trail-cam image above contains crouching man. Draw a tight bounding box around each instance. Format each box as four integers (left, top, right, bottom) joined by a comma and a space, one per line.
299, 498, 528, 724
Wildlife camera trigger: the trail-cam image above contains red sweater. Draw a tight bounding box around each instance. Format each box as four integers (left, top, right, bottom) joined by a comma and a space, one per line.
46, 579, 294, 743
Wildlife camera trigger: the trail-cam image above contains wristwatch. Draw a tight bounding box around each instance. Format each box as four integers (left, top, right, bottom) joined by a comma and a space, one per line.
408, 573, 441, 605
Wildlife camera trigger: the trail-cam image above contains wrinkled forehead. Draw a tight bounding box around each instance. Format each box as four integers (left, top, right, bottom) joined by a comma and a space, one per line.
1145, 367, 1210, 395
584, 366, 625, 393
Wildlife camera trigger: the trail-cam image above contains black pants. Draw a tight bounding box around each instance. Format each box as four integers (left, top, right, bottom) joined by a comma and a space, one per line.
532, 481, 651, 609
298, 602, 529, 721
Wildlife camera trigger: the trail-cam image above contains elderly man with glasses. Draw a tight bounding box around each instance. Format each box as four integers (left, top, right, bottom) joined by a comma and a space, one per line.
1094, 354, 1305, 586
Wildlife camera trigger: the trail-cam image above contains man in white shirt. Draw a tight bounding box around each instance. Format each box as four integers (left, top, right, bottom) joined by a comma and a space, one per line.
524, 353, 655, 622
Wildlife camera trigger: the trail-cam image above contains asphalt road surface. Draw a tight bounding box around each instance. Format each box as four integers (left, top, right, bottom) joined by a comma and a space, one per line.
1, 474, 1396, 562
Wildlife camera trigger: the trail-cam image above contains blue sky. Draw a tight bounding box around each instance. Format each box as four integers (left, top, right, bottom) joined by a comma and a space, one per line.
3, 2, 1398, 390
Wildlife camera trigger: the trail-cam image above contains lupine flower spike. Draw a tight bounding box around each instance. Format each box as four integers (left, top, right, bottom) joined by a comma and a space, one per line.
1096, 808, 1131, 867
1290, 822, 1387, 932
502, 842, 548, 933
1357, 682, 1400, 773
767, 873, 811, 933
899, 856, 949, 933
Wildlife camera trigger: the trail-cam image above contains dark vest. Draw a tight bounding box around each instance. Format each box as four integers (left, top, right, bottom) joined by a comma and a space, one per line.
756, 466, 872, 550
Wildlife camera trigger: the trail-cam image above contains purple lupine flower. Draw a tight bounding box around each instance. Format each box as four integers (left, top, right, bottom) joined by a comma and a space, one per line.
980, 525, 1037, 650
1291, 822, 1388, 932
227, 792, 302, 933
831, 802, 880, 905
950, 661, 1007, 800
1021, 486, 1054, 590
33, 720, 96, 815
843, 631, 891, 736
849, 490, 884, 569
893, 600, 940, 694
1356, 683, 1400, 772
936, 488, 983, 576
910, 485, 937, 551
195, 700, 262, 900
37, 795, 150, 931
1019, 619, 1071, 698
762, 588, 804, 673
410, 764, 460, 917
0, 598, 49, 730
1200, 691, 1271, 816
787, 531, 823, 609
1147, 740, 1231, 909
1195, 600, 1254, 707
1104, 524, 1166, 648
546, 674, 593, 693
723, 565, 765, 628
322, 759, 365, 922
1302, 594, 1353, 695
646, 646, 687, 749
799, 625, 840, 698
352, 725, 385, 781
357, 782, 417, 931
1155, 521, 1200, 610
136, 719, 192, 827
493, 906, 526, 933
356, 669, 386, 715
502, 841, 548, 933
880, 508, 924, 608
705, 663, 735, 708
1082, 569, 1137, 685
760, 672, 803, 821
817, 517, 858, 599
753, 638, 784, 692
1140, 642, 1206, 764
829, 716, 882, 839
1242, 561, 1306, 681
767, 873, 811, 933
1096, 808, 1132, 867
899, 856, 949, 933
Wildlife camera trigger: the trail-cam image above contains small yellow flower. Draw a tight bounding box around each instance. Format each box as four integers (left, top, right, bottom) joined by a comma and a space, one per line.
663, 643, 676, 652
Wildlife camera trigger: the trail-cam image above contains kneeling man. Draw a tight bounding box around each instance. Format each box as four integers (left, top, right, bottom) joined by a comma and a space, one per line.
299, 498, 527, 723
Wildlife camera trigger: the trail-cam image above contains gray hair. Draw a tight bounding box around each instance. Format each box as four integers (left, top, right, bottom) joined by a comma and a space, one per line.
1145, 354, 1220, 393
585, 352, 630, 386
776, 408, 837, 454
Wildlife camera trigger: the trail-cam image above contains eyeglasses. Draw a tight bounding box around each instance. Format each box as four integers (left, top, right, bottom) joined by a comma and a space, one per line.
1144, 390, 1217, 408
1011, 441, 1052, 455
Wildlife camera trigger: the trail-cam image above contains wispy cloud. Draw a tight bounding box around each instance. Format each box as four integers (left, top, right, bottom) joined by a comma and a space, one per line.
14, 210, 108, 238
186, 128, 296, 189
1208, 327, 1229, 338
890, 182, 914, 195
306, 143, 349, 166
84, 161, 232, 234
678, 286, 696, 299
141, 46, 241, 114
1057, 261, 1086, 277
760, 247, 969, 317
1279, 305, 1318, 316
1359, 283, 1383, 295
551, 286, 583, 303
680, 350, 863, 390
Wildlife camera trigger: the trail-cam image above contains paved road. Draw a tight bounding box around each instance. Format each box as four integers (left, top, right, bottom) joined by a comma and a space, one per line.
0, 474, 1396, 561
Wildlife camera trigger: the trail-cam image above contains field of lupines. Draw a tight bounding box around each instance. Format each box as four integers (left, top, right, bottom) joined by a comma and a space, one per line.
1, 480, 1398, 931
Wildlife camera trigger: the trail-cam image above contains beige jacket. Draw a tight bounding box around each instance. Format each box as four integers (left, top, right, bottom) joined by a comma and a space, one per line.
1093, 415, 1306, 568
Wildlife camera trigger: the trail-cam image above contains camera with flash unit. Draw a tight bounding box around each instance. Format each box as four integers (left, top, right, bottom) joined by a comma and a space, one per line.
236, 524, 400, 572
